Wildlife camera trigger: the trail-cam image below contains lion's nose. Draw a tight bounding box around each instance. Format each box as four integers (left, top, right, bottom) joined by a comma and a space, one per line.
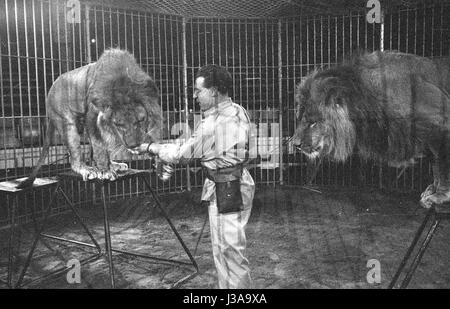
293, 141, 303, 148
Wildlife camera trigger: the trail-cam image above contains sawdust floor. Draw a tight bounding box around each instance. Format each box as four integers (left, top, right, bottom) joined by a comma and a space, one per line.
1, 185, 449, 289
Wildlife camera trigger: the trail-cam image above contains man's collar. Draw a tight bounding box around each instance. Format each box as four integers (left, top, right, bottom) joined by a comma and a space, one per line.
218, 97, 233, 109
202, 98, 232, 116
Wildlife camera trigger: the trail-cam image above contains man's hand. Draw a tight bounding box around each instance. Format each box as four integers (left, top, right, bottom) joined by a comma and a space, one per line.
133, 143, 162, 155
132, 143, 179, 163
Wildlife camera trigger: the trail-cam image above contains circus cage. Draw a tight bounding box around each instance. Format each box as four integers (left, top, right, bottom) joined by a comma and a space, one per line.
0, 0, 449, 290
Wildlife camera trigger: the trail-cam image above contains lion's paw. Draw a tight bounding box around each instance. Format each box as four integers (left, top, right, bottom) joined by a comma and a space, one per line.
72, 165, 100, 181
98, 169, 118, 181
110, 161, 129, 172
420, 191, 450, 209
419, 196, 434, 209
420, 184, 436, 199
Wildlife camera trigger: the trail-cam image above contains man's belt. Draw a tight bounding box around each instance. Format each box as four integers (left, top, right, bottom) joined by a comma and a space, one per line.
204, 165, 243, 183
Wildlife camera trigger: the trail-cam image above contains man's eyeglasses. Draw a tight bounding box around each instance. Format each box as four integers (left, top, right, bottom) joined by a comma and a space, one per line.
193, 87, 209, 97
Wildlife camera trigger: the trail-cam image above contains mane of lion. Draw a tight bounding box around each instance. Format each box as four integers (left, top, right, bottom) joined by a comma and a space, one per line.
18, 48, 162, 188
292, 50, 450, 208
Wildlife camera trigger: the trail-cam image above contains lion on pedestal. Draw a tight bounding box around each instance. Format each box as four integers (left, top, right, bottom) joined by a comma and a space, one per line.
19, 48, 162, 187
292, 51, 450, 208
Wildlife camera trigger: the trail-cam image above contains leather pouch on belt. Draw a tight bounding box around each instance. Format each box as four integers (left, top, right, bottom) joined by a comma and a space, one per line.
215, 179, 243, 214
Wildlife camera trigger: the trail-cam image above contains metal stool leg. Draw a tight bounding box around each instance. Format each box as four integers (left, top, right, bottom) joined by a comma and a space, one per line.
7, 195, 17, 288
194, 211, 209, 256
16, 185, 103, 288
400, 218, 441, 288
101, 183, 115, 288
43, 187, 102, 254
15, 184, 60, 288
142, 177, 199, 287
143, 177, 198, 269
388, 208, 434, 289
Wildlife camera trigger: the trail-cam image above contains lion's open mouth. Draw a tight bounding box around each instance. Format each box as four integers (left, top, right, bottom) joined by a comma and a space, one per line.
297, 147, 321, 159
304, 150, 321, 159
296, 140, 323, 160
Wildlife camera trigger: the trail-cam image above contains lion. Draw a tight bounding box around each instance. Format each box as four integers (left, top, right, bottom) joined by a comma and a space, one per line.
18, 48, 162, 187
292, 50, 450, 208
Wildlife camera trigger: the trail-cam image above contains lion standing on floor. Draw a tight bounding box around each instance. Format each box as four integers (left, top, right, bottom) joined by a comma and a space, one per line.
292, 51, 450, 208
19, 48, 162, 187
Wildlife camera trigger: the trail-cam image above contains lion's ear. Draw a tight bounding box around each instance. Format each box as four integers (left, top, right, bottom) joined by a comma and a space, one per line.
324, 89, 336, 106
321, 77, 346, 107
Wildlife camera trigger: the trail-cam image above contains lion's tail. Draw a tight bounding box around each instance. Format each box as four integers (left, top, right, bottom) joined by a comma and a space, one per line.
16, 120, 55, 189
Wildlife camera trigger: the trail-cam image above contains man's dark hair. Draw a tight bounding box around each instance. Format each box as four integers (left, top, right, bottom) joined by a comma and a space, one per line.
196, 64, 233, 95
